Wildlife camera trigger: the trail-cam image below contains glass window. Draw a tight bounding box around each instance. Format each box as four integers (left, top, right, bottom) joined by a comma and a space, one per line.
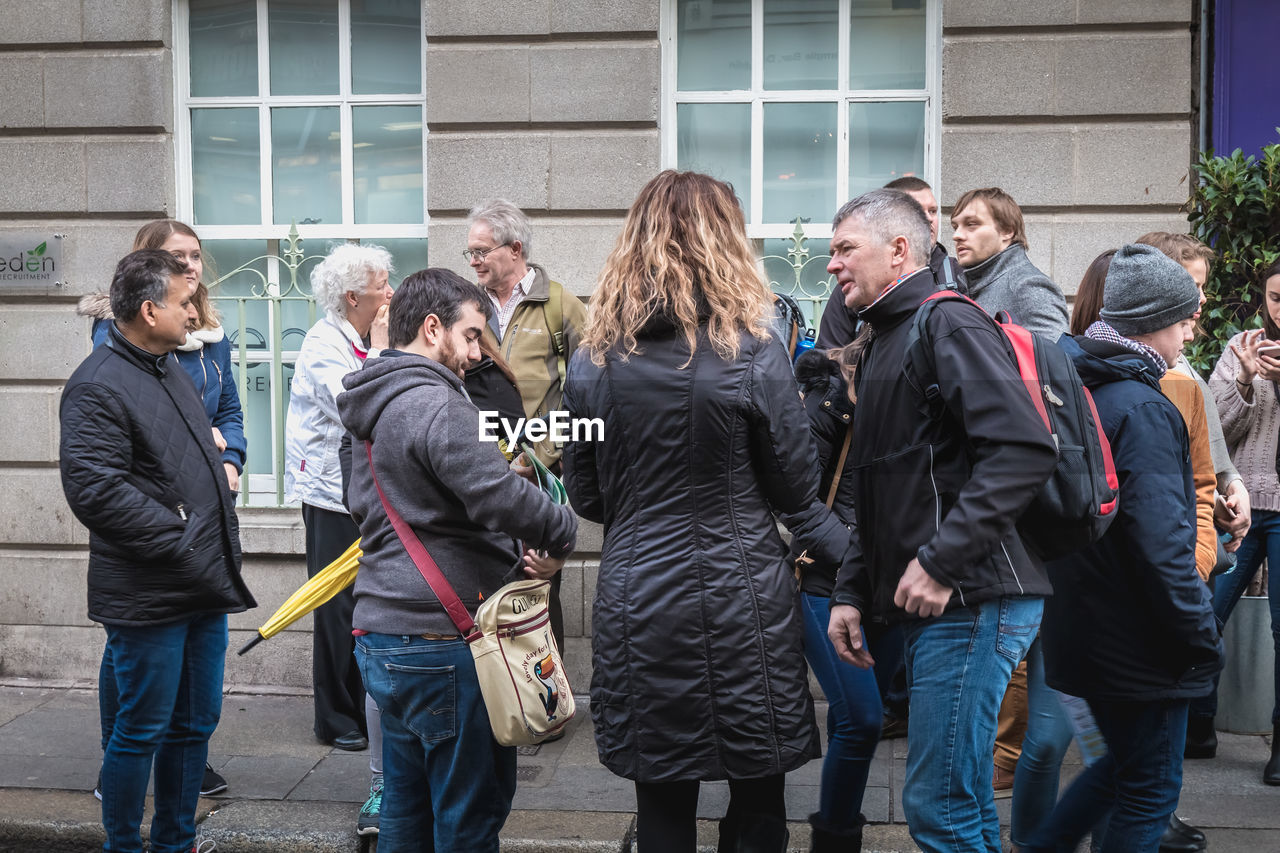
179, 0, 426, 505
352, 0, 422, 94
670, 0, 936, 236
189, 0, 258, 97
353, 106, 424, 225
849, 0, 926, 90
848, 101, 926, 195
268, 0, 340, 95
763, 0, 838, 91
763, 103, 837, 225
677, 103, 751, 209
271, 107, 342, 225
676, 0, 750, 91
191, 108, 261, 226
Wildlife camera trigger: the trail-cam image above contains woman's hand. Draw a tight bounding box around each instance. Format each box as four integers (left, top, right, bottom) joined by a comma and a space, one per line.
1231, 329, 1266, 385
211, 426, 228, 452
224, 463, 241, 495
522, 549, 564, 580
371, 303, 390, 351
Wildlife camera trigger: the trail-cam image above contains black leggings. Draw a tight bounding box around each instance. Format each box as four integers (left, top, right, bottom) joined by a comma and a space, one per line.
634, 773, 785, 852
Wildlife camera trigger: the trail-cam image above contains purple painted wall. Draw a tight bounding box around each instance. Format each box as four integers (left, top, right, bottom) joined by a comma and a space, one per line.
1213, 0, 1280, 155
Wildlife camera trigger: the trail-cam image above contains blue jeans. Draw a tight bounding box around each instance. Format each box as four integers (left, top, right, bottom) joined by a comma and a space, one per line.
800, 593, 882, 831
355, 634, 516, 853
101, 614, 227, 853
1195, 508, 1280, 723
1010, 637, 1108, 847
901, 597, 1043, 853
1027, 698, 1188, 853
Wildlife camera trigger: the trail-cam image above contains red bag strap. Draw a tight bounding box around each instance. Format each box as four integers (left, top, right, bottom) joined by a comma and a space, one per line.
365, 441, 481, 642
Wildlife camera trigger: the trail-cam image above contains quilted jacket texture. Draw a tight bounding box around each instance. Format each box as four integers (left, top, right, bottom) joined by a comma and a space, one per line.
59, 324, 255, 626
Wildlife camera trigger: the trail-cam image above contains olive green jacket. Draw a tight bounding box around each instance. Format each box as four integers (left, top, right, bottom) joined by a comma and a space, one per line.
481, 263, 587, 469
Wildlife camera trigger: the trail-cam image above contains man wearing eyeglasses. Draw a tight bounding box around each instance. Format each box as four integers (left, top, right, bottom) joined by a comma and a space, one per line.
465, 198, 587, 657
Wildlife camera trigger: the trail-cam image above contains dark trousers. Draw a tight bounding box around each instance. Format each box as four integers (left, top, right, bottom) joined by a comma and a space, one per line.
302, 503, 367, 742
634, 774, 785, 853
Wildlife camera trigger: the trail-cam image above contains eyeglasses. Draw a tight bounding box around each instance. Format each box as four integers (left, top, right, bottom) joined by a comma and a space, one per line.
462, 242, 510, 263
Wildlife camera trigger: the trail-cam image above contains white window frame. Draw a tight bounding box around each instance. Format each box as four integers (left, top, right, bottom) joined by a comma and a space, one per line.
660, 0, 942, 243
172, 0, 429, 243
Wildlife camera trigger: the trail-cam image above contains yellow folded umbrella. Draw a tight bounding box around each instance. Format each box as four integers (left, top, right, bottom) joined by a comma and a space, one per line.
237, 538, 362, 655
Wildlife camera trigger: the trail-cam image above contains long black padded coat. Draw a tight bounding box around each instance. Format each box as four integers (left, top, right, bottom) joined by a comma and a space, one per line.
562, 311, 851, 783
59, 323, 255, 626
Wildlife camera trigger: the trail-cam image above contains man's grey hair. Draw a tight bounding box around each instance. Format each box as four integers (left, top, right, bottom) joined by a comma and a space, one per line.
309, 242, 394, 319
832, 189, 932, 268
468, 199, 533, 261
110, 249, 189, 322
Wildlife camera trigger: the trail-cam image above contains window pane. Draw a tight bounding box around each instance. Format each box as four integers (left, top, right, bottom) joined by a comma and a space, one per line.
376, 238, 430, 286
762, 236, 833, 330
352, 0, 422, 94
676, 103, 751, 212
269, 0, 339, 95
353, 106, 423, 225
192, 108, 262, 226
189, 0, 258, 97
271, 107, 341, 225
763, 103, 837, 225
849, 0, 926, 89
848, 101, 926, 196
764, 0, 837, 91
676, 0, 750, 91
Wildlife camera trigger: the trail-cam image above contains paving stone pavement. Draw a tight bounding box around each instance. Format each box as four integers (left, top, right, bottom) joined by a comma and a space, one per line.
2, 644, 1279, 851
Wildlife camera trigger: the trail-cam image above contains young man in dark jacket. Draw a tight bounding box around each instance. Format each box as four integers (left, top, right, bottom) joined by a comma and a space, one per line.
1027, 245, 1223, 853
60, 250, 255, 853
825, 189, 1058, 853
337, 268, 577, 852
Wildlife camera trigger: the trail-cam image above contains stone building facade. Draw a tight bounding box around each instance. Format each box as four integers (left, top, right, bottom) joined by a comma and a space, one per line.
0, 0, 1198, 687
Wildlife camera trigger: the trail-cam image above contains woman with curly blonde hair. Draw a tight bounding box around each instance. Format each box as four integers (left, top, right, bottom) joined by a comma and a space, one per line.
563, 171, 849, 853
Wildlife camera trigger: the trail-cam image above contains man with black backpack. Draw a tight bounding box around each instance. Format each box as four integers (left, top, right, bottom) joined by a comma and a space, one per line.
824, 189, 1058, 853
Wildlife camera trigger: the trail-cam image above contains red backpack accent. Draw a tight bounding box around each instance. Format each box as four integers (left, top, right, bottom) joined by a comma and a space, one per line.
905, 290, 1119, 561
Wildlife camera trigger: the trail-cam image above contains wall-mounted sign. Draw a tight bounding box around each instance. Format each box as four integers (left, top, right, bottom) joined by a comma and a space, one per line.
0, 234, 63, 287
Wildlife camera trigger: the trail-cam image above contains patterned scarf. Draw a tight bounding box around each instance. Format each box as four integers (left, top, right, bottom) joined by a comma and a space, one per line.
1084, 320, 1167, 377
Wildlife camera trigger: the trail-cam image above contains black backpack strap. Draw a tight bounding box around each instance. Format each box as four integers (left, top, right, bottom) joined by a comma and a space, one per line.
904, 290, 973, 408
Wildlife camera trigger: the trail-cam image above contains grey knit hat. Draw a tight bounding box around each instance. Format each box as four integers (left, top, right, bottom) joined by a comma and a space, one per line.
1100, 243, 1200, 336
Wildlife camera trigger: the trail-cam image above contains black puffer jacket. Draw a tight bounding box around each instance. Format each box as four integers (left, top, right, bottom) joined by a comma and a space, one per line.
830, 269, 1058, 622
562, 315, 849, 783
59, 324, 255, 626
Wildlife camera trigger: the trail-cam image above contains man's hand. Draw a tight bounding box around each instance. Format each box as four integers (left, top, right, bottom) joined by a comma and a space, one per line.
893, 557, 952, 618
370, 303, 390, 350
522, 549, 564, 580
827, 604, 875, 669
223, 462, 240, 495
511, 451, 537, 483
1219, 479, 1251, 550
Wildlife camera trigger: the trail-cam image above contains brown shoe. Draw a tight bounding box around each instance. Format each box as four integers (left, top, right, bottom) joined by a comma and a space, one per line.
993, 764, 1015, 799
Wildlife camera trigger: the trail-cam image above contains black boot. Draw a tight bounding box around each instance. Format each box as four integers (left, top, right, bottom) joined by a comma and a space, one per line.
808, 812, 864, 852
1170, 815, 1206, 844
1265, 722, 1280, 785
735, 812, 790, 853
718, 811, 742, 853
1184, 714, 1217, 759
1157, 814, 1205, 852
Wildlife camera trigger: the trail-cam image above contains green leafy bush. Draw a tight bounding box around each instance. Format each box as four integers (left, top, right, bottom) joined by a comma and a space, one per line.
1186, 136, 1280, 374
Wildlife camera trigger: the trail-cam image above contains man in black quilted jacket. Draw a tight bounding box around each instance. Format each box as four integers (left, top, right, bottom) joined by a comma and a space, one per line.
59, 249, 255, 853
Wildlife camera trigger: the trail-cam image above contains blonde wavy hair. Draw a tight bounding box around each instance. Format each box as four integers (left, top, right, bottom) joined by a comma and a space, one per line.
583, 170, 773, 365
133, 219, 221, 330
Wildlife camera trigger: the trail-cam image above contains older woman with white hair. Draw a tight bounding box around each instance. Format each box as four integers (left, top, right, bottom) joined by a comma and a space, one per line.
285, 243, 393, 767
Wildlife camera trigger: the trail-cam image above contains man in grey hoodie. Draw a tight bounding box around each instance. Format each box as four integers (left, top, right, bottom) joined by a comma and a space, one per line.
950, 186, 1069, 340
337, 268, 578, 853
